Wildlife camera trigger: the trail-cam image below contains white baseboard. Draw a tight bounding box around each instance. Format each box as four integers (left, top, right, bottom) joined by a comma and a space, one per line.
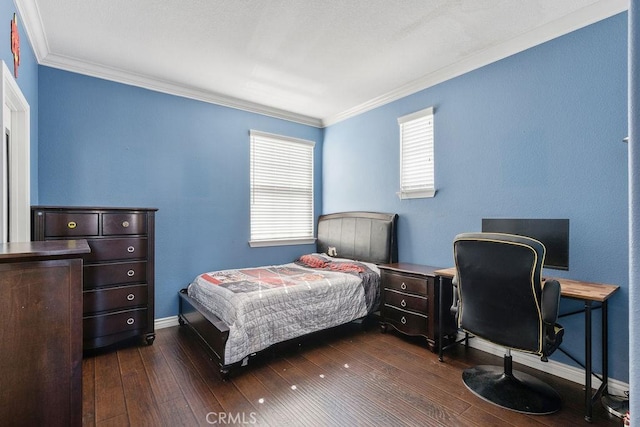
155, 315, 180, 330
152, 316, 629, 397
465, 335, 629, 398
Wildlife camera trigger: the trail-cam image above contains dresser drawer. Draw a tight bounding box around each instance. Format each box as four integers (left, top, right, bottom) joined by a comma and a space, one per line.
382, 271, 428, 296
84, 284, 148, 314
84, 308, 148, 339
383, 305, 429, 336
84, 261, 147, 288
85, 237, 148, 263
384, 289, 428, 313
102, 213, 147, 235
44, 212, 99, 237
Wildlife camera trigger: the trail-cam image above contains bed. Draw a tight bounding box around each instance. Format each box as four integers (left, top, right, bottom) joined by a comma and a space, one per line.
178, 211, 398, 376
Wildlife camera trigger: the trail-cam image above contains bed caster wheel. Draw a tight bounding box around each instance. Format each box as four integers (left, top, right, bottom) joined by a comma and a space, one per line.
178, 316, 186, 326
220, 368, 230, 381
380, 323, 388, 333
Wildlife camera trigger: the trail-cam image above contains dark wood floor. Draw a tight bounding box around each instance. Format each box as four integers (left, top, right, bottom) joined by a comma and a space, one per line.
82, 322, 620, 426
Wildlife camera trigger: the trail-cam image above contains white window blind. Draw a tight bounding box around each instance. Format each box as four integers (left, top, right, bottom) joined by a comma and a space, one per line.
398, 106, 435, 199
249, 130, 315, 247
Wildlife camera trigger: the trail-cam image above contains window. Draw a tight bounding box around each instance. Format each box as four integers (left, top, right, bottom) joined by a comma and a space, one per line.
398, 106, 435, 199
249, 130, 315, 247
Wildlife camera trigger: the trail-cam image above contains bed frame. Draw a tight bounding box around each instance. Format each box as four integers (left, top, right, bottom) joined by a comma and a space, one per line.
178, 211, 398, 377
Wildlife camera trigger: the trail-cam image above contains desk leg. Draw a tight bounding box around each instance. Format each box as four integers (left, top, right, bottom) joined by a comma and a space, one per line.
585, 301, 592, 422
602, 301, 609, 395
438, 276, 444, 362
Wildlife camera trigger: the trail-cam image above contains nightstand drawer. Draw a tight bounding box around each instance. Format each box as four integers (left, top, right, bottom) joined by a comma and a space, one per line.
382, 271, 428, 295
84, 308, 148, 339
85, 237, 148, 262
84, 284, 148, 314
84, 261, 147, 288
102, 213, 147, 235
383, 305, 428, 336
44, 212, 99, 237
384, 289, 428, 313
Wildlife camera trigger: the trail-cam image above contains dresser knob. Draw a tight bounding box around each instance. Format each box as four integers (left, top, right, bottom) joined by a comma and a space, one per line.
122, 220, 130, 228
127, 269, 135, 277
401, 299, 406, 307
401, 282, 407, 290
67, 221, 77, 229
127, 246, 135, 253
126, 318, 135, 325
127, 293, 135, 301
401, 316, 407, 324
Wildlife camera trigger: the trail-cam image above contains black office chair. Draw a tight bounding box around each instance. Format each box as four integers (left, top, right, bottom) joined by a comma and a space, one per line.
451, 232, 564, 414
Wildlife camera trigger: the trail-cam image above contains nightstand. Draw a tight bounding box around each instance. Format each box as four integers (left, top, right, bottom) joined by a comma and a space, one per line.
379, 263, 457, 352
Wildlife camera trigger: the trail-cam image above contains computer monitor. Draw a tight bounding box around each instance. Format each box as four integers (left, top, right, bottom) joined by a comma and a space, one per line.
481, 218, 570, 270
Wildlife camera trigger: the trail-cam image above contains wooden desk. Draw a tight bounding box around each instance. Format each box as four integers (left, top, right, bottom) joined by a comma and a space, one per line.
434, 267, 620, 422
434, 267, 619, 301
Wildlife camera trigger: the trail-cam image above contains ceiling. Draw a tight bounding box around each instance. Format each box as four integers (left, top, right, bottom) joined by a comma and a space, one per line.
16, 0, 627, 127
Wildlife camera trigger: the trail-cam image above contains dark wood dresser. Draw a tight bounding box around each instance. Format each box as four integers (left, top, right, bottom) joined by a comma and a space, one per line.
31, 206, 157, 350
0, 240, 89, 426
379, 263, 457, 351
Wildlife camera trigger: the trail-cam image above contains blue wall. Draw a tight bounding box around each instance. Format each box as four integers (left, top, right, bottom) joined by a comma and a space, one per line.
323, 14, 629, 382
37, 69, 323, 320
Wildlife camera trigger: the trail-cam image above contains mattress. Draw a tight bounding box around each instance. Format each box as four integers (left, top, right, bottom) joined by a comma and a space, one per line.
187, 253, 380, 364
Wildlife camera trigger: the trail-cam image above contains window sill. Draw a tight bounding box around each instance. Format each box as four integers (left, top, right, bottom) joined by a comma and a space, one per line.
397, 189, 436, 200
249, 238, 316, 248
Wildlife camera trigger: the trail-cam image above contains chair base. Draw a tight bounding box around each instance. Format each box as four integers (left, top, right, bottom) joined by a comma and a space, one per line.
462, 365, 561, 415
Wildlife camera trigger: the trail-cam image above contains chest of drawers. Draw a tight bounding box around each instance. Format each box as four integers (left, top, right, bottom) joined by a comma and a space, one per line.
379, 263, 456, 352
31, 206, 157, 350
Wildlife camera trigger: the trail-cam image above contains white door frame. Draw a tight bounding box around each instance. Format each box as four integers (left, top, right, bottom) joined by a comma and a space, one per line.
1, 61, 30, 242
0, 119, 8, 242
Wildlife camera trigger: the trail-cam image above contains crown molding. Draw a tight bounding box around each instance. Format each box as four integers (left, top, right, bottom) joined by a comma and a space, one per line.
16, 0, 628, 129
15, 0, 48, 61
14, 1, 322, 128
321, 0, 629, 127
41, 53, 323, 127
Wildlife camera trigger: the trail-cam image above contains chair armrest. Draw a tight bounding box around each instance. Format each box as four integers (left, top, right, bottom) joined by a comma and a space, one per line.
540, 279, 563, 359
450, 275, 459, 317
541, 279, 561, 324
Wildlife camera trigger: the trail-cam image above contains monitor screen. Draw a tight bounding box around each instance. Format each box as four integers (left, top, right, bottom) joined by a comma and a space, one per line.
481, 218, 570, 270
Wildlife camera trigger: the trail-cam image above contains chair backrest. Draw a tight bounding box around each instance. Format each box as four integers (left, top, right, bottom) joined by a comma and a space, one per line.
454, 232, 546, 355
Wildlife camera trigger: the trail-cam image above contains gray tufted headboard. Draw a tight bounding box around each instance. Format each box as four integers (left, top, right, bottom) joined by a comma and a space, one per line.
316, 212, 398, 264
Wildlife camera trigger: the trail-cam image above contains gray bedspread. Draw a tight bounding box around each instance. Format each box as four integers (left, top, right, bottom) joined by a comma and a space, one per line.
187, 253, 380, 365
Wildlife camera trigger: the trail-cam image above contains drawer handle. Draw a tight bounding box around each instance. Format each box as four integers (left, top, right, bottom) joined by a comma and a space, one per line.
401, 282, 407, 290
122, 220, 130, 228
127, 269, 135, 277
401, 299, 407, 307
127, 246, 135, 253
401, 316, 407, 325
127, 293, 135, 301
67, 221, 77, 229
127, 318, 135, 325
